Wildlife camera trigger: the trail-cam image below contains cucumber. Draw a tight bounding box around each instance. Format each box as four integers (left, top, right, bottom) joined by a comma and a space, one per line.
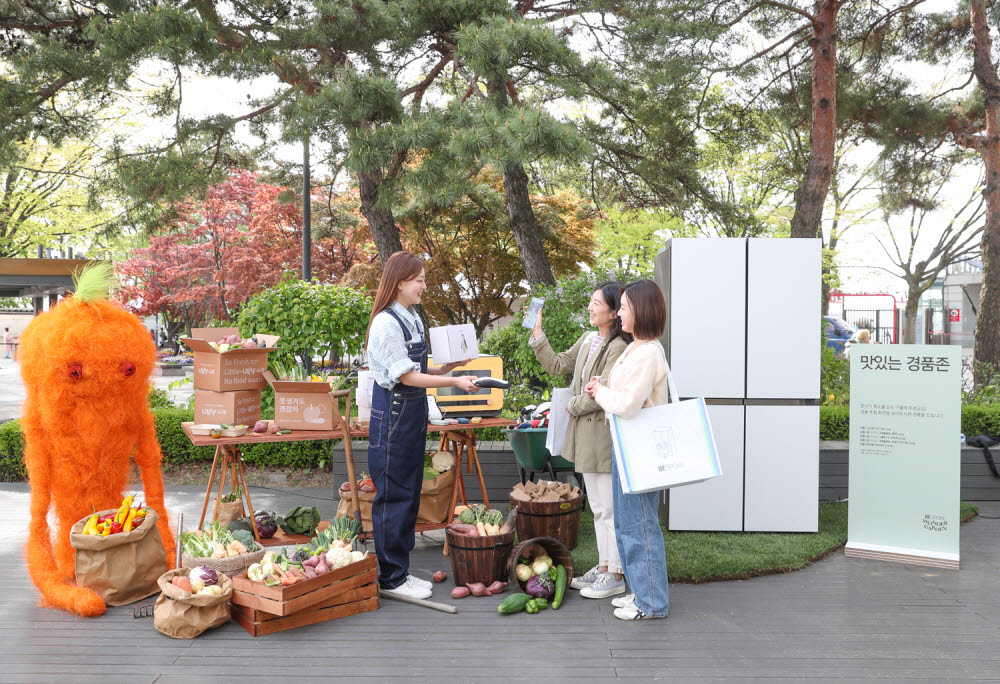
552, 564, 567, 610
497, 592, 533, 615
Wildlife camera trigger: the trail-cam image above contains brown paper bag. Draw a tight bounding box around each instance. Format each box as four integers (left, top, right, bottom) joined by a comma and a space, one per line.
70, 508, 168, 606
337, 489, 376, 532
215, 498, 244, 523
154, 569, 233, 639
417, 468, 456, 524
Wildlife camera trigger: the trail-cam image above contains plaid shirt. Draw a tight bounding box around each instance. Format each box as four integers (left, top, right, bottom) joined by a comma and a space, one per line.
366, 301, 424, 390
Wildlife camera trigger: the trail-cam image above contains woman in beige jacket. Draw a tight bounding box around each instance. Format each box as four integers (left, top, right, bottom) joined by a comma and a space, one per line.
530, 281, 630, 599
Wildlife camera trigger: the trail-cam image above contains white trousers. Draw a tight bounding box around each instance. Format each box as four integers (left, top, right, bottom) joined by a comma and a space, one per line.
582, 471, 622, 574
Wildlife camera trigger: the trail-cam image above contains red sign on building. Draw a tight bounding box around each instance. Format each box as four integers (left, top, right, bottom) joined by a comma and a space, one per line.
949, 308, 960, 323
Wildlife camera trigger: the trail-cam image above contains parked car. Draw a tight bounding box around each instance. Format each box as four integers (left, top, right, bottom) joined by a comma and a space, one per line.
823, 316, 856, 353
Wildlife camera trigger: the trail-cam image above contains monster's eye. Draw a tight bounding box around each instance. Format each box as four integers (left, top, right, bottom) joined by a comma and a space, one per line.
120, 362, 136, 377
68, 364, 83, 379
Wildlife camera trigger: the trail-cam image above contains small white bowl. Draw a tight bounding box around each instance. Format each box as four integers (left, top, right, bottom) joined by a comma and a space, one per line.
189, 424, 222, 436
220, 425, 249, 437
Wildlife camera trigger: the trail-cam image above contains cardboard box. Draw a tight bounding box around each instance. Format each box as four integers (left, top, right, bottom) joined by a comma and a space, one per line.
428, 323, 479, 364
264, 371, 340, 431
181, 327, 280, 392
194, 389, 261, 426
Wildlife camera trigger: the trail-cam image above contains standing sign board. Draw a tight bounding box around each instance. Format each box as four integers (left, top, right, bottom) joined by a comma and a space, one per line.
845, 345, 961, 569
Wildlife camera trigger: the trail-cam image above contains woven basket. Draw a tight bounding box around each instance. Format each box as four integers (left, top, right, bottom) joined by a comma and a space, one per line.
181, 547, 266, 576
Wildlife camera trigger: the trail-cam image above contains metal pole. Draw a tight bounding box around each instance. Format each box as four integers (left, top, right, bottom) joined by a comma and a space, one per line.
302, 136, 312, 375
302, 136, 311, 282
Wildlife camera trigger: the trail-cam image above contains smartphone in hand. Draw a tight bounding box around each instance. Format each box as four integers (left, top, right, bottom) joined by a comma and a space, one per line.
521, 297, 545, 330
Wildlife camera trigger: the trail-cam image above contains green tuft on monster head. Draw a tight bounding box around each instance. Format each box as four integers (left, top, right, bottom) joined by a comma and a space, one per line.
72, 262, 116, 303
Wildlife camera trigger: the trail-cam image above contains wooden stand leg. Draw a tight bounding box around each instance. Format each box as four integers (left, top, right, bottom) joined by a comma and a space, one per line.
198, 446, 222, 530
234, 447, 261, 542
213, 449, 229, 523
466, 432, 490, 509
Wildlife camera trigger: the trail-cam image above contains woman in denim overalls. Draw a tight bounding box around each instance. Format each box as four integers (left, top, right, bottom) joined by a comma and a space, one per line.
364, 252, 479, 599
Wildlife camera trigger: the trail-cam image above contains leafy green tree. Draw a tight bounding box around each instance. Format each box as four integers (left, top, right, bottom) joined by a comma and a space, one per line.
0, 137, 112, 256
592, 206, 688, 281
237, 279, 372, 369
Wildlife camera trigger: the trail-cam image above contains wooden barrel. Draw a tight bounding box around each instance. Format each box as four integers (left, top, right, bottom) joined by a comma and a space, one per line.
445, 528, 515, 586
507, 537, 574, 592
509, 495, 585, 550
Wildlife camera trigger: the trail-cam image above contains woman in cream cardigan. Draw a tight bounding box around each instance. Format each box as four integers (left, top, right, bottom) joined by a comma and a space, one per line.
585, 279, 669, 620
529, 281, 630, 599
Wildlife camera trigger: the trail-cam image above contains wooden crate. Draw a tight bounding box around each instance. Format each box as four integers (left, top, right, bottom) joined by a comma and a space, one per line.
231, 584, 379, 637
232, 554, 377, 616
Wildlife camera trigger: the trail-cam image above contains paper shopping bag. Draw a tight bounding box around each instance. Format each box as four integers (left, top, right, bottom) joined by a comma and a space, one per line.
608, 357, 722, 494
544, 388, 574, 457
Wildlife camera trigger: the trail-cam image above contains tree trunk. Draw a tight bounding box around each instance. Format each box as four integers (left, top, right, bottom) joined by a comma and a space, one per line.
487, 81, 556, 286
970, 0, 1000, 386
903, 284, 921, 345
789, 0, 838, 239
357, 169, 404, 265
501, 162, 557, 286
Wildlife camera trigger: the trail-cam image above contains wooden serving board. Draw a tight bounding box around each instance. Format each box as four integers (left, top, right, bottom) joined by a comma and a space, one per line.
231, 554, 377, 616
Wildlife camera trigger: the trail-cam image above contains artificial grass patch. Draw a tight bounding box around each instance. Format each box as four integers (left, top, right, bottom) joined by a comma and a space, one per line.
570, 501, 981, 583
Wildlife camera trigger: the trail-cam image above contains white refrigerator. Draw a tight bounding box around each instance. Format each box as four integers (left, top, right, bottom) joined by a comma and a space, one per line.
657, 237, 821, 533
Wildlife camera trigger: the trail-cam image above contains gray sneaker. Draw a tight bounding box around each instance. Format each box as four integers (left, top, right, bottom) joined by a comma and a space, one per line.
579, 572, 627, 599
612, 592, 636, 608
570, 565, 603, 590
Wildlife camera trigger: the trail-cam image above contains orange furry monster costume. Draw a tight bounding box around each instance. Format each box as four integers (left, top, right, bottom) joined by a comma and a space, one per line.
21, 263, 176, 617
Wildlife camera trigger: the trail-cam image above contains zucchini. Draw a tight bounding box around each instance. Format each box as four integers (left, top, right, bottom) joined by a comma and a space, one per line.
552, 564, 567, 610
497, 592, 533, 615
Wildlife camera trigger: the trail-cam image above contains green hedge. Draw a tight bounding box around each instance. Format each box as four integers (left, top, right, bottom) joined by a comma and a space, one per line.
0, 419, 25, 481
6, 403, 996, 481
818, 404, 1000, 441
0, 409, 336, 481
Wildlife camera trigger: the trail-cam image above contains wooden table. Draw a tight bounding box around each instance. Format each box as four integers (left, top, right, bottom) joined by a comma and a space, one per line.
181, 415, 515, 543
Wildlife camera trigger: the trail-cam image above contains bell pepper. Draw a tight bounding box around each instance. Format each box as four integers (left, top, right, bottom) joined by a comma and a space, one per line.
121, 508, 137, 532
525, 599, 540, 614
534, 598, 548, 610
115, 495, 134, 523
82, 511, 99, 536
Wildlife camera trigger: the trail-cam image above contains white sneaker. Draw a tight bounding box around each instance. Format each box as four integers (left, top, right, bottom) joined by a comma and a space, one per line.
382, 576, 432, 600
614, 602, 661, 620
612, 593, 636, 608
580, 573, 627, 599
407, 574, 432, 590
570, 565, 603, 589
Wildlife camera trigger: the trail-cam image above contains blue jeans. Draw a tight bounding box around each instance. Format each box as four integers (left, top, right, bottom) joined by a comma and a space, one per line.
613, 459, 669, 617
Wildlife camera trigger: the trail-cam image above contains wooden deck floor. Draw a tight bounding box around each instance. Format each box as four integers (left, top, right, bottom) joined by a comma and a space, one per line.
1, 483, 998, 683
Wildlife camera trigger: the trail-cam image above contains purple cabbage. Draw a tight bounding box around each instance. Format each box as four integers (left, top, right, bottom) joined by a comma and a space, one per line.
255, 511, 278, 538
525, 574, 554, 599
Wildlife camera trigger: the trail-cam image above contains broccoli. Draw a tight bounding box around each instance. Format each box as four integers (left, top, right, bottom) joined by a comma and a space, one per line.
459, 508, 476, 525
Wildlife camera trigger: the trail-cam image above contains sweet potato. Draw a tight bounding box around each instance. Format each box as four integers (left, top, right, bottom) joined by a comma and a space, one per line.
487, 580, 507, 594
432, 571, 447, 583
451, 586, 471, 598
466, 582, 488, 597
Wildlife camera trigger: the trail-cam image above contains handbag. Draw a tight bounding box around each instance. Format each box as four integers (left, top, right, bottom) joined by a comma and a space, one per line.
608, 349, 722, 494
